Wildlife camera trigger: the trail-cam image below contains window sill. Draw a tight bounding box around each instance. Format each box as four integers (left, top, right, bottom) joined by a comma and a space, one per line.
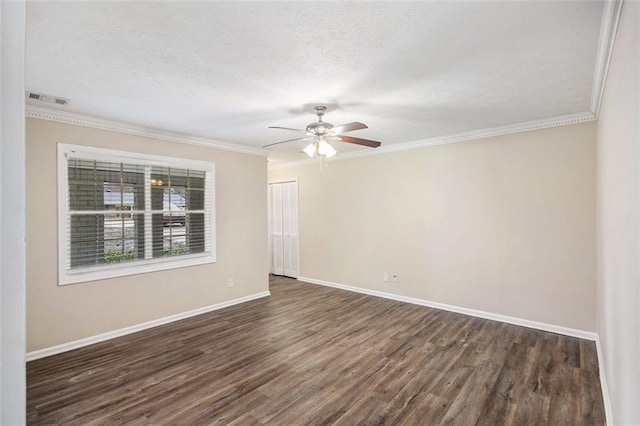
58, 253, 215, 285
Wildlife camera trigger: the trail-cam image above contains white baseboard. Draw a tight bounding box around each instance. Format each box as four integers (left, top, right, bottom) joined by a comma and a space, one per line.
26, 291, 271, 361
595, 336, 613, 425
298, 276, 597, 341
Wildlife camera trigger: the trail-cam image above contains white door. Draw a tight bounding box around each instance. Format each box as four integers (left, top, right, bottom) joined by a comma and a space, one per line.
269, 183, 284, 275
282, 181, 299, 277
269, 181, 299, 278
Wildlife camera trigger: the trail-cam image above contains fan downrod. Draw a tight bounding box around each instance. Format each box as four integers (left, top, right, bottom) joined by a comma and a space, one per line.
307, 106, 333, 135
313, 105, 327, 120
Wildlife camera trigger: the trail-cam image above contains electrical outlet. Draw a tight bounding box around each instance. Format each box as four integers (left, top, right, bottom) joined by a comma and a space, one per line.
393, 274, 398, 282
383, 272, 389, 282
227, 278, 234, 288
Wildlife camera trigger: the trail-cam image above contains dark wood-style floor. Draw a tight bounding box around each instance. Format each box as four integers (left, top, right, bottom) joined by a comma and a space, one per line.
27, 276, 605, 425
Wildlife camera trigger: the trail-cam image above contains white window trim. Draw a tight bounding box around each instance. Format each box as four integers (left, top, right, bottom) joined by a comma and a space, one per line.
57, 143, 216, 285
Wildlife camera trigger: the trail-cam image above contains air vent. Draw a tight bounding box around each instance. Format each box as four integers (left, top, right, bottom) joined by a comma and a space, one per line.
26, 91, 70, 106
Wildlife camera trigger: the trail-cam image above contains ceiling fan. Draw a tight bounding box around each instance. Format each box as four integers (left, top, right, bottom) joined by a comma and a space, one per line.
264, 106, 381, 158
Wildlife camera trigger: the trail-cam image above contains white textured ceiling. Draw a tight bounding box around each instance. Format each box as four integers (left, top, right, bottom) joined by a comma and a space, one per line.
26, 1, 604, 163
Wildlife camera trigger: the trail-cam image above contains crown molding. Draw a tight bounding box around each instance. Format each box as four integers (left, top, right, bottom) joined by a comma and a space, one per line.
268, 111, 596, 170
591, 0, 624, 117
26, 105, 269, 157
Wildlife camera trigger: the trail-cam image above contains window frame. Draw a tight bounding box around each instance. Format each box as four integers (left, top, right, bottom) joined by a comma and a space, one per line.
57, 143, 216, 285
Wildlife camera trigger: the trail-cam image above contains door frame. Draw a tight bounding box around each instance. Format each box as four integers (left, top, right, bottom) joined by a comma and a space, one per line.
268, 177, 300, 278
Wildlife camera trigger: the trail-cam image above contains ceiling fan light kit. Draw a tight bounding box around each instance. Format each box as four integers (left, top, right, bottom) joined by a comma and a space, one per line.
317, 139, 337, 157
303, 143, 318, 158
303, 138, 337, 158
265, 105, 381, 159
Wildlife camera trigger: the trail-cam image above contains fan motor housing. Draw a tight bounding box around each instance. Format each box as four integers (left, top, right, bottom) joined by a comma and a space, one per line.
306, 121, 333, 135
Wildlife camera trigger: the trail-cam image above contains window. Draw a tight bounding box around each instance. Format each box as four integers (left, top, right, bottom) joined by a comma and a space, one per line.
58, 144, 215, 285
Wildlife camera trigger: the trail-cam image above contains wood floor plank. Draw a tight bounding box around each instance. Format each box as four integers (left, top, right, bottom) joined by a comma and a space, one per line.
27, 275, 605, 425
474, 342, 530, 425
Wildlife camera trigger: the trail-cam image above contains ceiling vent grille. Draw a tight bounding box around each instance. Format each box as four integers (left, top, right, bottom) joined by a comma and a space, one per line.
26, 91, 70, 106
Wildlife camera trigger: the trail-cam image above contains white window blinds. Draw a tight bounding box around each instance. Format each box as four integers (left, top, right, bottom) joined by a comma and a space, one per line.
59, 144, 215, 285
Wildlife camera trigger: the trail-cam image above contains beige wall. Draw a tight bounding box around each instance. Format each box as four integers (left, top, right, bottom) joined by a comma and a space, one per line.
596, 1, 640, 424
26, 118, 269, 352
270, 122, 597, 332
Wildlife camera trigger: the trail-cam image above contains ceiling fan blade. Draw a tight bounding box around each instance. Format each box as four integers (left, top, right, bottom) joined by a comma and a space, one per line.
263, 137, 313, 148
331, 122, 368, 134
338, 135, 381, 148
268, 126, 308, 134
